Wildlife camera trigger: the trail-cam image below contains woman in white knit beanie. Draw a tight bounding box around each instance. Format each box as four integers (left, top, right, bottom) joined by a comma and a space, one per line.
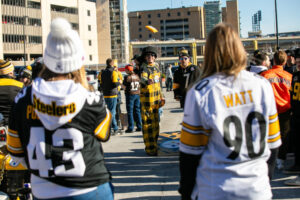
7, 18, 114, 200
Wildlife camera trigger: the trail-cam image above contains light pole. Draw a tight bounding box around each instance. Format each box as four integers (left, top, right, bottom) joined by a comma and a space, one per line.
274, 0, 279, 50
23, 16, 27, 66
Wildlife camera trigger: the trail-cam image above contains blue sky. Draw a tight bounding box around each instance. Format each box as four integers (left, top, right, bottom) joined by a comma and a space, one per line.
127, 0, 300, 38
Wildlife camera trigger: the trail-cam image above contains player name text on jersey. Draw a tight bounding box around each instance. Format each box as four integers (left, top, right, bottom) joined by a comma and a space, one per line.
33, 94, 76, 117
223, 90, 253, 108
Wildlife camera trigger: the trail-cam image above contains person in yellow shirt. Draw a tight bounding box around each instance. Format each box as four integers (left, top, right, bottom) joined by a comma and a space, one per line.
113, 60, 123, 128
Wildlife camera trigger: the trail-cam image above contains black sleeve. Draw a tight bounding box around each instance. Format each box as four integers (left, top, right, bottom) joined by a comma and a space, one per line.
189, 66, 201, 87
267, 148, 278, 180
179, 151, 201, 200
173, 70, 180, 99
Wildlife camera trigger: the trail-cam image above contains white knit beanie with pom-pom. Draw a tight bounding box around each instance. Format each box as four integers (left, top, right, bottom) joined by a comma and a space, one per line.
43, 18, 85, 74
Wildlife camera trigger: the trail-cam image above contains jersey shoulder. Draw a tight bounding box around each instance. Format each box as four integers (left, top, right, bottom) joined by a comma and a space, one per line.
191, 75, 219, 98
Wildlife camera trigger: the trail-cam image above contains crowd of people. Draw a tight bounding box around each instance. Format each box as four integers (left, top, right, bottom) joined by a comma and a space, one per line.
0, 17, 299, 199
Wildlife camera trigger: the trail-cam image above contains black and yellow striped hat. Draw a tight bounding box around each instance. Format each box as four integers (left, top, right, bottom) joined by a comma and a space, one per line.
0, 59, 14, 75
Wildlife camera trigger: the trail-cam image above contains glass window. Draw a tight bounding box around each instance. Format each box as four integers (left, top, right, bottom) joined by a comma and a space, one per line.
88, 25, 91, 31
87, 10, 91, 16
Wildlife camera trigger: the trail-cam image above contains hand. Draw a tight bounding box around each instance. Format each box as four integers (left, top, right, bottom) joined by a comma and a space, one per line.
148, 79, 154, 84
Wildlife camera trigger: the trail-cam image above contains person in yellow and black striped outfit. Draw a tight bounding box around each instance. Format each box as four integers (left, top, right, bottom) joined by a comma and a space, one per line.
140, 46, 165, 156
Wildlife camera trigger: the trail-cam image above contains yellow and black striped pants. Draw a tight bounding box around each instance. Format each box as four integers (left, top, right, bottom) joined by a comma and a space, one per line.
141, 106, 160, 155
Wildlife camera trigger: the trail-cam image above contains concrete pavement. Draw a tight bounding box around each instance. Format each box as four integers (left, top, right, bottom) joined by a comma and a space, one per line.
102, 88, 300, 200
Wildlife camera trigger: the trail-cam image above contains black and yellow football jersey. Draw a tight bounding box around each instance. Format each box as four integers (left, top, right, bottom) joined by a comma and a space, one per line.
8, 85, 111, 188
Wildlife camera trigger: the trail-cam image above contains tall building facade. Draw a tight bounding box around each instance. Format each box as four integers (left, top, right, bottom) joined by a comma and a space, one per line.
128, 7, 205, 56
0, 0, 98, 66
97, 0, 129, 64
222, 0, 240, 36
204, 1, 222, 37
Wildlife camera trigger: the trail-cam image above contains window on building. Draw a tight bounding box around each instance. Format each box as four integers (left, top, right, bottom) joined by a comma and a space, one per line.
139, 28, 142, 32
29, 36, 42, 44
51, 5, 78, 14
148, 14, 151, 18
116, 25, 120, 30
87, 10, 91, 16
27, 1, 41, 9
138, 15, 141, 19
88, 25, 91, 31
149, 34, 152, 38
157, 13, 161, 18
89, 40, 92, 46
139, 21, 141, 25
139, 34, 142, 39
177, 12, 181, 16
160, 20, 163, 23
28, 18, 41, 26
148, 21, 151, 25
168, 13, 171, 17
89, 55, 93, 61
187, 11, 191, 15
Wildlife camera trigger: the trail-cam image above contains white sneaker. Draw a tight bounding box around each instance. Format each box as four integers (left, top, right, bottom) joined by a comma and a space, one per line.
276, 159, 284, 170
284, 176, 300, 186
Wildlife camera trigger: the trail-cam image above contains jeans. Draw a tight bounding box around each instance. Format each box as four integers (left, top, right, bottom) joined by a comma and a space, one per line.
33, 182, 114, 200
104, 97, 118, 131
125, 94, 142, 131
166, 77, 173, 91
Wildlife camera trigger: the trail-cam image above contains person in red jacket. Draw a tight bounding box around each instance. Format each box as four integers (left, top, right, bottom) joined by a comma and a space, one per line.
261, 50, 292, 170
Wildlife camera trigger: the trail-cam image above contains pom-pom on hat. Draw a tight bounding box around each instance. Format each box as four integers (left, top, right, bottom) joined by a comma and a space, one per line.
43, 18, 85, 74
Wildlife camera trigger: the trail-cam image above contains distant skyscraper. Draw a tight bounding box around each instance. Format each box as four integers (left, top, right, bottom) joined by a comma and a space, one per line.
204, 0, 222, 37
97, 0, 129, 64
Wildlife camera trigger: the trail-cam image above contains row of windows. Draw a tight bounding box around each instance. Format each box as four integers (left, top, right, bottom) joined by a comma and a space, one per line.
1, 0, 41, 9
3, 34, 42, 44
139, 11, 191, 19
1, 0, 25, 6
138, 18, 188, 26
3, 34, 93, 55
2, 16, 41, 26
51, 4, 78, 14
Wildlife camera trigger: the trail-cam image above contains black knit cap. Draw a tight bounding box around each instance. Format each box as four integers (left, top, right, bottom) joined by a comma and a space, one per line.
178, 48, 190, 57
142, 46, 157, 58
131, 54, 140, 60
295, 48, 300, 59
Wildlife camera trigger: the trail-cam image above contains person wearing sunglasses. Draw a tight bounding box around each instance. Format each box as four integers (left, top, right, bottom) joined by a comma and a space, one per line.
173, 48, 201, 108
139, 46, 164, 156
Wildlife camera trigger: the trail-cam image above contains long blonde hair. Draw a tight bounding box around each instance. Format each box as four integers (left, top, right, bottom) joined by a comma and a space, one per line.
39, 66, 91, 91
202, 23, 247, 79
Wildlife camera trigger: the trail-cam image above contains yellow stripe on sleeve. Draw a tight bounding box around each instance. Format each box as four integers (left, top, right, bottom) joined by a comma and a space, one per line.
269, 120, 280, 136
112, 71, 119, 83
94, 109, 112, 142
268, 134, 281, 143
180, 130, 209, 147
6, 129, 23, 154
269, 113, 278, 120
182, 122, 212, 133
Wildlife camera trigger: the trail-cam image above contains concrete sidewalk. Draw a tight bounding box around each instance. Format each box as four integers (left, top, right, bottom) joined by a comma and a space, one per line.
102, 88, 300, 200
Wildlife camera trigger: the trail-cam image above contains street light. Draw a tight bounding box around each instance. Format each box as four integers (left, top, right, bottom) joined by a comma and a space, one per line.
274, 0, 279, 50
23, 16, 28, 66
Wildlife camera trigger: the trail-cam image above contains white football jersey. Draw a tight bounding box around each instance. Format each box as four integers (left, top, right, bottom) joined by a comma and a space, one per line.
180, 70, 281, 200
